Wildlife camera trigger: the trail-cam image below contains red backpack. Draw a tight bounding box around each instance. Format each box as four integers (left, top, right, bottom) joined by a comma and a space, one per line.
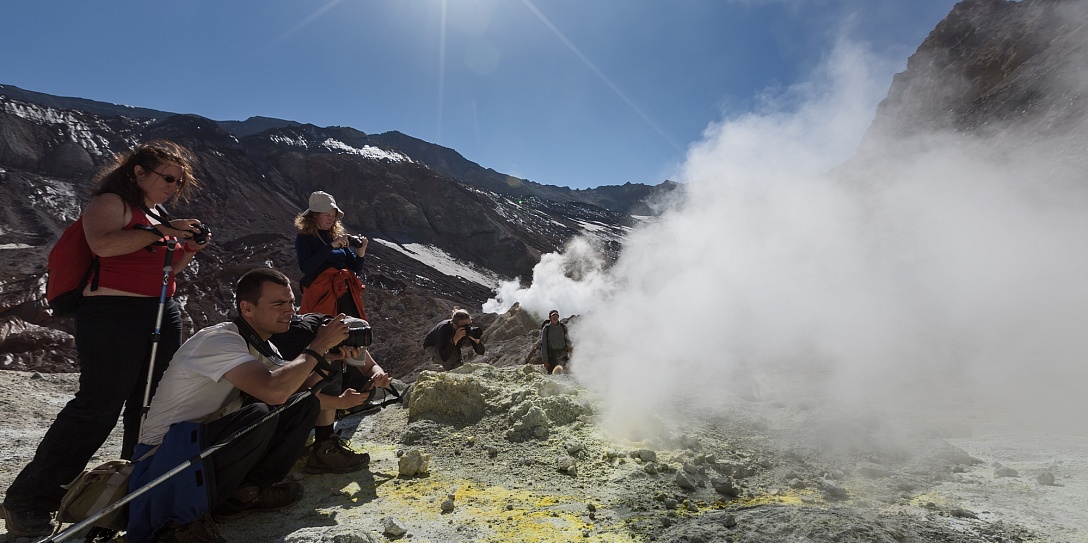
46, 216, 99, 316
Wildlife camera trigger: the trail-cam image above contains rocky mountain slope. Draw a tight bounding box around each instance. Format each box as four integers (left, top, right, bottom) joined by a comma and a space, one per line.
0, 88, 653, 375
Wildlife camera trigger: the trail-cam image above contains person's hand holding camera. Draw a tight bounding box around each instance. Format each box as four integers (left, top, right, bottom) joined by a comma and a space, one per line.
326, 345, 363, 361
452, 325, 467, 345
309, 314, 350, 354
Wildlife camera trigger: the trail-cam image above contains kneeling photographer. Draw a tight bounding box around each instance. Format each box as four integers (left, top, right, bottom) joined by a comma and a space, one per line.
270, 313, 390, 475
422, 308, 485, 371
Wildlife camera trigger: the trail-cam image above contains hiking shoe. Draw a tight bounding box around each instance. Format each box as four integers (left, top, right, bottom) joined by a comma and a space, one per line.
305, 435, 370, 474
155, 514, 225, 543
211, 480, 304, 522
0, 503, 56, 538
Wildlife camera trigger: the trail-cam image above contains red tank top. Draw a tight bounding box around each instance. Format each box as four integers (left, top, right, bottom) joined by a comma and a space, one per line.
95, 207, 185, 297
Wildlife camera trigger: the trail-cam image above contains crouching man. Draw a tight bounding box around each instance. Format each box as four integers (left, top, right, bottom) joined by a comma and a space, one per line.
126, 268, 353, 543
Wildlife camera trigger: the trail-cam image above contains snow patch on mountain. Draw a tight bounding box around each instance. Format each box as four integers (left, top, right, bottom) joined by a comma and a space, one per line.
373, 239, 502, 288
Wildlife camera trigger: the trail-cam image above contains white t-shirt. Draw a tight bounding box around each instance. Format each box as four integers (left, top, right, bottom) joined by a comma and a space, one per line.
138, 322, 283, 446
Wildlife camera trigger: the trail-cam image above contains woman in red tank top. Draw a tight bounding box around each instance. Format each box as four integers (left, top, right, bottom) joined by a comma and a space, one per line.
2, 140, 210, 537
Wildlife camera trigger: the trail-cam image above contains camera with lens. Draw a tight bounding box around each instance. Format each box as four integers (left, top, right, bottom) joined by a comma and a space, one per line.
337, 317, 373, 349
462, 324, 482, 340
192, 223, 212, 245
347, 235, 365, 249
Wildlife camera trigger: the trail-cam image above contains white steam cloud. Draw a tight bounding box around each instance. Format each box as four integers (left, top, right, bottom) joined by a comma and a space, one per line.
490, 38, 1088, 439
483, 237, 613, 319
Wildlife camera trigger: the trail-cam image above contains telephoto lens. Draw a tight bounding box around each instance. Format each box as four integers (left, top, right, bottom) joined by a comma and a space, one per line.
337, 317, 373, 349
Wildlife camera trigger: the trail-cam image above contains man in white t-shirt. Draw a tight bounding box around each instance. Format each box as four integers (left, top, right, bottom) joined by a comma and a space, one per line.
126, 268, 353, 543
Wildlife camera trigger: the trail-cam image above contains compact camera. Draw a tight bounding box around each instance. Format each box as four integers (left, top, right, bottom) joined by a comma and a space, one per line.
347, 235, 366, 249
192, 223, 212, 245
462, 324, 483, 340
337, 317, 373, 348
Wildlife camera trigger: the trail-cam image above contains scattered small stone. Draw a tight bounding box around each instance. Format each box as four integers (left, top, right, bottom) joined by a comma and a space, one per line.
485, 445, 499, 458
712, 477, 740, 497
382, 517, 408, 537
440, 498, 455, 513
644, 462, 659, 475
721, 513, 737, 528
817, 478, 848, 500
31, 372, 44, 380
586, 502, 596, 512
950, 508, 978, 519
566, 441, 584, 455
683, 462, 698, 475
994, 466, 1019, 478
675, 471, 698, 491
663, 498, 678, 510
1036, 472, 1056, 485
398, 449, 431, 477
637, 449, 657, 463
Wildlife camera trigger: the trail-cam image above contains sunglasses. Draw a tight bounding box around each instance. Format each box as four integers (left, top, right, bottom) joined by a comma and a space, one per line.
147, 169, 183, 185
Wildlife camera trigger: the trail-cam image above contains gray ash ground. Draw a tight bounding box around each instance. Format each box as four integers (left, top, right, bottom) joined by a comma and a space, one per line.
1, 365, 1084, 542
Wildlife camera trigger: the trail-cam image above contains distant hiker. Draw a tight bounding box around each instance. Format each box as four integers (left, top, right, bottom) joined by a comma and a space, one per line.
294, 190, 376, 461
125, 268, 355, 543
422, 308, 486, 371
1, 140, 208, 539
540, 309, 573, 374
269, 312, 391, 475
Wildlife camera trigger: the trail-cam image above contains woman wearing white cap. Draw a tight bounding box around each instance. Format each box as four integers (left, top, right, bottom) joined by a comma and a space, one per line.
291, 191, 387, 470
293, 191, 368, 318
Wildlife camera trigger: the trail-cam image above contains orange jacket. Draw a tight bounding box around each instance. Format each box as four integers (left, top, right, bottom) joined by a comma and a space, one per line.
299, 267, 367, 319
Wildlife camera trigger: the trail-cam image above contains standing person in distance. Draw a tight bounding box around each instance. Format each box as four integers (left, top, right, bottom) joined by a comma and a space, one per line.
540, 309, 573, 375
1, 140, 208, 538
422, 308, 486, 371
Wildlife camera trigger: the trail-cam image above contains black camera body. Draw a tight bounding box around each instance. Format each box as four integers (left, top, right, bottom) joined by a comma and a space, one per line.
337, 317, 373, 348
347, 235, 365, 249
463, 324, 483, 340
192, 223, 212, 245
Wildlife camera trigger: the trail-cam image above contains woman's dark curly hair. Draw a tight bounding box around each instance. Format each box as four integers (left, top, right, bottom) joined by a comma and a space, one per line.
92, 140, 201, 206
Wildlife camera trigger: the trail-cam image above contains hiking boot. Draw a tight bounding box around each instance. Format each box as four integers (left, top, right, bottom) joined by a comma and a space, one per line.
0, 503, 56, 538
305, 435, 370, 474
211, 480, 304, 522
155, 514, 225, 543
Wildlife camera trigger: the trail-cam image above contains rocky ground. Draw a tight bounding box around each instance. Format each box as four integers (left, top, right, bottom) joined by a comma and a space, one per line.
1, 362, 1084, 543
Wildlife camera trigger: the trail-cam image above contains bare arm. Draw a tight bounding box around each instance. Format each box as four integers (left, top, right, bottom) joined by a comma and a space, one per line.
83, 193, 202, 257
224, 315, 350, 405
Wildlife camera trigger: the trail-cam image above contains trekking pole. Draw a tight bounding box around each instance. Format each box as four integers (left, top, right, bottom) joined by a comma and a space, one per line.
40, 378, 328, 543
141, 239, 179, 423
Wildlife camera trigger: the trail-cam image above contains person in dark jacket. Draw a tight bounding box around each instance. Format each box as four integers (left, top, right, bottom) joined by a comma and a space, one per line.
294, 191, 367, 318
540, 309, 573, 374
422, 309, 485, 371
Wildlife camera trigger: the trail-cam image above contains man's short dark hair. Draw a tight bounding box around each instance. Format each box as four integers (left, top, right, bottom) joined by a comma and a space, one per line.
236, 268, 291, 311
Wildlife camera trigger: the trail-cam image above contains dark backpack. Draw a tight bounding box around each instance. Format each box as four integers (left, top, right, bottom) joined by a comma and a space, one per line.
46, 216, 99, 316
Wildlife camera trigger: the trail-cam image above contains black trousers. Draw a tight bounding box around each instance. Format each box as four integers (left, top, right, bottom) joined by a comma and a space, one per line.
202, 393, 320, 509
4, 296, 181, 512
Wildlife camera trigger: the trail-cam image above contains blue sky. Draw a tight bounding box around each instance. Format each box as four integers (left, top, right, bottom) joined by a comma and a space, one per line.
1, 0, 958, 190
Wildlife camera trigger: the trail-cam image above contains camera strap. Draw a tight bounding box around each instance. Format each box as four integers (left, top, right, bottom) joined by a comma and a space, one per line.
138, 204, 176, 251
232, 316, 335, 381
